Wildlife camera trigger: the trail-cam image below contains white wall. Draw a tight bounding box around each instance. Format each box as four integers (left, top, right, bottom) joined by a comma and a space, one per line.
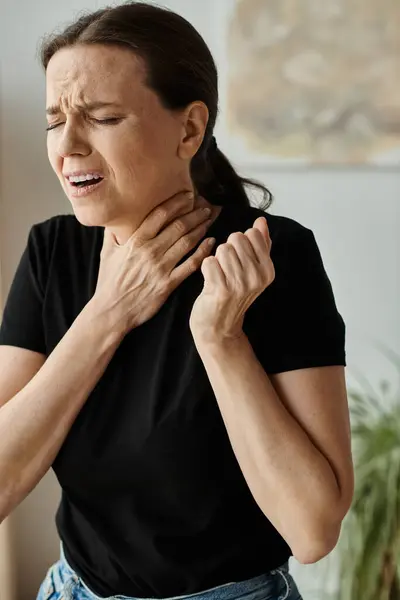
1, 1, 399, 599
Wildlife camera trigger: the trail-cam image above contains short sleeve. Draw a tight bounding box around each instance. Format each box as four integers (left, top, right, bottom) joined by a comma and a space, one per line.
0, 224, 47, 354
260, 226, 346, 375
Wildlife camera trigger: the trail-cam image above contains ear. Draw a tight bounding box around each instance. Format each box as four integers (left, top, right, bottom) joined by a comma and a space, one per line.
178, 101, 209, 160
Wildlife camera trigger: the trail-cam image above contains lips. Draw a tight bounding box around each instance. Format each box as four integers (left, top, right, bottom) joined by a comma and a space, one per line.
70, 177, 104, 188
67, 176, 106, 198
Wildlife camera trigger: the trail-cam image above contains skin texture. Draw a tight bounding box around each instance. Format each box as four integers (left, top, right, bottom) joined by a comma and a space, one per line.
44, 42, 354, 564
45, 43, 219, 244
190, 221, 353, 563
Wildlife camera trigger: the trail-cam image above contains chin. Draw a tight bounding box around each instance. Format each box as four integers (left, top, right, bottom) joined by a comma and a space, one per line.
70, 204, 111, 228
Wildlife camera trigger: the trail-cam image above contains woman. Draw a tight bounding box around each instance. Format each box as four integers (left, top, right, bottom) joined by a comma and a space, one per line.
0, 3, 354, 600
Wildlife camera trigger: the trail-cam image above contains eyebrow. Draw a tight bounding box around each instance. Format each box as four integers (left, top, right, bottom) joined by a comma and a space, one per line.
45, 101, 123, 116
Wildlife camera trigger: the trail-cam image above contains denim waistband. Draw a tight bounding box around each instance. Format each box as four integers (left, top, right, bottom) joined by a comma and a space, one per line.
59, 541, 292, 600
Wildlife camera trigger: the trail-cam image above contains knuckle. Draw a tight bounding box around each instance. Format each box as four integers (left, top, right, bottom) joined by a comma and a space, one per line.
142, 245, 157, 261
154, 206, 168, 223
187, 257, 199, 273
228, 232, 244, 244
201, 243, 213, 256
173, 219, 186, 235
202, 255, 214, 266
180, 257, 198, 279
180, 234, 193, 252
217, 243, 232, 256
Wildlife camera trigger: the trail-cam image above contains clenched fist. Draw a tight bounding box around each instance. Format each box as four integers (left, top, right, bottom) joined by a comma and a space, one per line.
190, 216, 275, 343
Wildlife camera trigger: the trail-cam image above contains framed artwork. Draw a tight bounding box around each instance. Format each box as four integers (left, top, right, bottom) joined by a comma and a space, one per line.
213, 0, 400, 167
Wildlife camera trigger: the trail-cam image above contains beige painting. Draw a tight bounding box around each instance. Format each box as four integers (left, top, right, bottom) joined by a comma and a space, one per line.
227, 0, 400, 165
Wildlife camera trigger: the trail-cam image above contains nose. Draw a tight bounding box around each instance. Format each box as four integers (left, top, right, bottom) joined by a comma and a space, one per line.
57, 121, 90, 158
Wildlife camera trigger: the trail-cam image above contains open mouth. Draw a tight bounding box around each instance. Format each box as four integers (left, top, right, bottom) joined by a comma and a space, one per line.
70, 178, 104, 188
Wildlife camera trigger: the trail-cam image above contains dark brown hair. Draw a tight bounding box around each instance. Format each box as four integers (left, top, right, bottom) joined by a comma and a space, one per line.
40, 2, 272, 210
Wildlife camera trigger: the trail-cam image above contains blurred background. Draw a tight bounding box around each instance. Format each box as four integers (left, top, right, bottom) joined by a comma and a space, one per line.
0, 1, 399, 598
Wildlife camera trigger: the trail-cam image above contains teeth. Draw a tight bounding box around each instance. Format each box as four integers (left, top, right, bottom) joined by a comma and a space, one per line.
68, 174, 103, 183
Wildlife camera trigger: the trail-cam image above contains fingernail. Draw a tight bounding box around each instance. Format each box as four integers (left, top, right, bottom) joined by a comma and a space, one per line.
208, 237, 216, 246
203, 207, 211, 215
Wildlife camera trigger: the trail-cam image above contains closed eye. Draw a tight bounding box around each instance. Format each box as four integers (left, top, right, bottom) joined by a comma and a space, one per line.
46, 117, 123, 132
92, 117, 123, 125
46, 122, 64, 132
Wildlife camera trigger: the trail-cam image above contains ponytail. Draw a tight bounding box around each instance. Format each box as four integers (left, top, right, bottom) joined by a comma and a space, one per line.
191, 135, 273, 211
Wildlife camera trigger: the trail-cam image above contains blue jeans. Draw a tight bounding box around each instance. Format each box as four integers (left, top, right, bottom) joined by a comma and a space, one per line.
36, 542, 302, 600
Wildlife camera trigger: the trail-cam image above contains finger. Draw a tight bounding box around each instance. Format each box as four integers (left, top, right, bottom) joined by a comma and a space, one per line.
201, 255, 227, 287
244, 227, 271, 264
163, 216, 213, 268
192, 195, 210, 211
134, 191, 195, 242
156, 206, 212, 255
216, 243, 242, 283
252, 217, 271, 252
253, 216, 270, 239
170, 237, 216, 288
227, 232, 257, 267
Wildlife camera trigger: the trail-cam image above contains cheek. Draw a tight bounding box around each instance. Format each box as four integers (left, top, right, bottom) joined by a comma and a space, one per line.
102, 118, 178, 186
110, 131, 157, 179
47, 136, 62, 175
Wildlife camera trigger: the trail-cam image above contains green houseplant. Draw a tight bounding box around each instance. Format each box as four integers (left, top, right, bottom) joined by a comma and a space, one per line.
334, 347, 400, 600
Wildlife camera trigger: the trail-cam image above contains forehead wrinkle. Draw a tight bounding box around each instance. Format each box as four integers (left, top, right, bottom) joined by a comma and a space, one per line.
46, 46, 150, 115
47, 62, 92, 114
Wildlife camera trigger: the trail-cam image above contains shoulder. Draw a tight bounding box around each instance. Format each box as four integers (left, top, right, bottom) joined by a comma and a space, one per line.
29, 213, 100, 255
228, 206, 328, 293
226, 205, 316, 254
26, 215, 102, 290
31, 213, 91, 239
250, 205, 311, 233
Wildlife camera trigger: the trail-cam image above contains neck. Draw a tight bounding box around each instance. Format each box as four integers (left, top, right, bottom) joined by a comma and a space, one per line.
111, 195, 222, 247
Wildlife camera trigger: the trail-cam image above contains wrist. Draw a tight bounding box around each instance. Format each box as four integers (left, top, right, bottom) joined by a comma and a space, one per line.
84, 296, 128, 343
192, 328, 248, 353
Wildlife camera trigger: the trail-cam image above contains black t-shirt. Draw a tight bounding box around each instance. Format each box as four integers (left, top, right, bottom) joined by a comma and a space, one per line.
0, 204, 346, 598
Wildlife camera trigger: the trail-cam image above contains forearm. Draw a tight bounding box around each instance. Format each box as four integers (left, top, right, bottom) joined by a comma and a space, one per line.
194, 332, 342, 561
0, 298, 124, 521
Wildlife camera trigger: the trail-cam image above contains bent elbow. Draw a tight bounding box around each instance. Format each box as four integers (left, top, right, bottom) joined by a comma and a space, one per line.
294, 545, 331, 565
293, 525, 341, 565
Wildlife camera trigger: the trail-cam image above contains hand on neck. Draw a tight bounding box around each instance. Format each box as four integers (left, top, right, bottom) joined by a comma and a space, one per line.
109, 187, 222, 247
